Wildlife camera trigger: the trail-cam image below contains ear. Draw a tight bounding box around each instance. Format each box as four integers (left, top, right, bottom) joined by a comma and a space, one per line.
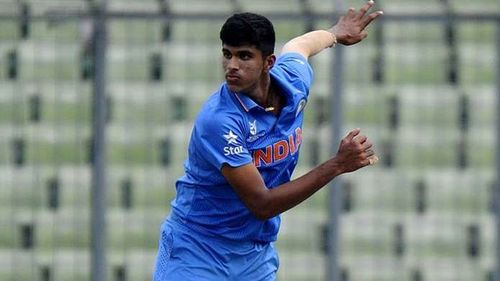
264, 54, 276, 73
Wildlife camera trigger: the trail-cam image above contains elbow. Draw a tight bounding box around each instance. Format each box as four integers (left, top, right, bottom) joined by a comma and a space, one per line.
248, 203, 276, 221
251, 209, 273, 221
246, 196, 277, 221
241, 189, 277, 220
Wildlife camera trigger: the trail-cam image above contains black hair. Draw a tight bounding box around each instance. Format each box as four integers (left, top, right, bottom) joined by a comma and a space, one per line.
219, 12, 275, 57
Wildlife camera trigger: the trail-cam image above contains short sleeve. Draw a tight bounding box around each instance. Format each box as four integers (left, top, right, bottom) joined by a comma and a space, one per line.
193, 112, 253, 170
273, 52, 314, 92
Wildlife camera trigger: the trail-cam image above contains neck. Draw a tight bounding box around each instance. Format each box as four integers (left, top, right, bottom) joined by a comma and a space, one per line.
244, 74, 272, 109
264, 81, 279, 112
259, 77, 282, 114
241, 75, 282, 115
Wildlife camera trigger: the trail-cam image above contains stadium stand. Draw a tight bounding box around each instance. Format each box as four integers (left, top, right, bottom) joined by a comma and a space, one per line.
0, 0, 498, 280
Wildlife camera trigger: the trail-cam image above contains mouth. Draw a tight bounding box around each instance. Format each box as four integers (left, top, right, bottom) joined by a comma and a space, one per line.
225, 74, 240, 83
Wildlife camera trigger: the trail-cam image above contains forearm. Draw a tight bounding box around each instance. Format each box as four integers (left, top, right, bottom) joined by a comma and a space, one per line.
223, 129, 375, 220
281, 0, 383, 57
281, 30, 336, 58
257, 158, 343, 219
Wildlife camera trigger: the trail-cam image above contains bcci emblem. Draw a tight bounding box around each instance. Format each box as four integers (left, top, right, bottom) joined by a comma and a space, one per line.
249, 120, 257, 135
247, 120, 265, 142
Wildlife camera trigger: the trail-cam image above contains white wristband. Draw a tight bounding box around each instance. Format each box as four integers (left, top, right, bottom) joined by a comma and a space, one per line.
329, 32, 337, 48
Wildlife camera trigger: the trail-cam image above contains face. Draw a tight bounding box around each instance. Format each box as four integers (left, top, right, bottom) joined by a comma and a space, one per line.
222, 44, 274, 93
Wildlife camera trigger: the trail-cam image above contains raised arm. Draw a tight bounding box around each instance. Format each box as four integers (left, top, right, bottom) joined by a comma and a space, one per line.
281, 0, 383, 58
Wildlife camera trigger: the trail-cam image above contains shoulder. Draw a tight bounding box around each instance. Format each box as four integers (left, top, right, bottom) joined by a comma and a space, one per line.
195, 90, 248, 136
189, 88, 253, 170
273, 53, 313, 81
276, 52, 309, 66
274, 52, 312, 74
272, 52, 314, 92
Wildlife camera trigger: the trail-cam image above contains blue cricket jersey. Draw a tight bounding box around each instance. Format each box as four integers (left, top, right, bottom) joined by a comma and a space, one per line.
170, 52, 314, 242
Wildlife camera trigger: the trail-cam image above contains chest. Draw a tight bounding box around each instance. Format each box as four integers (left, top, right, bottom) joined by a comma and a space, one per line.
245, 114, 304, 168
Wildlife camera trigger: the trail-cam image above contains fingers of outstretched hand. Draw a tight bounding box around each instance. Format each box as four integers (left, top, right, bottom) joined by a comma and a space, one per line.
358, 0, 375, 19
362, 11, 383, 29
347, 7, 356, 18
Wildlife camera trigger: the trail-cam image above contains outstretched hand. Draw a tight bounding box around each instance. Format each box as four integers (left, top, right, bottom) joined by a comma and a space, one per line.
335, 128, 378, 174
329, 0, 383, 45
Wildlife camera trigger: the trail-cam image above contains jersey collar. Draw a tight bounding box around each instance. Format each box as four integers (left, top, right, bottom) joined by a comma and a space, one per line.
233, 91, 260, 112
225, 71, 295, 113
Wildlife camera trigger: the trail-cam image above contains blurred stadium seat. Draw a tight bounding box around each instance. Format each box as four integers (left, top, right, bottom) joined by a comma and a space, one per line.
0, 0, 498, 280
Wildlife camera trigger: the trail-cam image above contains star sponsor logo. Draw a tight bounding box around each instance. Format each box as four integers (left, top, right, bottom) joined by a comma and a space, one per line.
224, 145, 244, 156
223, 130, 239, 145
223, 129, 244, 156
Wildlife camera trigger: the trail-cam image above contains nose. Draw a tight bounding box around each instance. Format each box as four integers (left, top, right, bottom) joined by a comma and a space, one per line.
226, 57, 239, 71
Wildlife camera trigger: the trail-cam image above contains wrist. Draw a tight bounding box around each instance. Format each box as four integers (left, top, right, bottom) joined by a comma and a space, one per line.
316, 157, 344, 183
326, 30, 337, 48
329, 26, 345, 45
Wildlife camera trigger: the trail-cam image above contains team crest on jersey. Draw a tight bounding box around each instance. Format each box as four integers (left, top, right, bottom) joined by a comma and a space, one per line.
247, 120, 266, 142
296, 99, 307, 117
249, 120, 257, 135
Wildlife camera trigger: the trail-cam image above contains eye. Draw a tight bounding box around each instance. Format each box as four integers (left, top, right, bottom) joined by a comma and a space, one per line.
239, 52, 252, 60
222, 51, 232, 59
